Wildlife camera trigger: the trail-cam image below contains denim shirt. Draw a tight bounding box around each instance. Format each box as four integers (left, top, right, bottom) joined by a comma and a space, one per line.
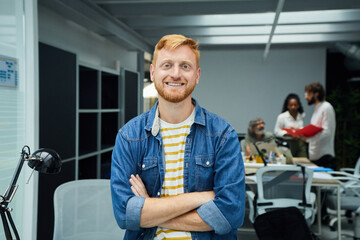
111, 99, 245, 240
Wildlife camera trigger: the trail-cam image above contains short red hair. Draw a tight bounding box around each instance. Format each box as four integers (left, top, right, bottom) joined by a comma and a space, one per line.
152, 34, 200, 69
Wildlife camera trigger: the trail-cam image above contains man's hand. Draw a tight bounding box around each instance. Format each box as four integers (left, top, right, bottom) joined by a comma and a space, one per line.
130, 174, 149, 198
129, 174, 215, 229
298, 134, 307, 142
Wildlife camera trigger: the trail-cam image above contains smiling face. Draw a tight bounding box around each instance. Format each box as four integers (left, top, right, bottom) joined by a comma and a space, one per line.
150, 45, 201, 103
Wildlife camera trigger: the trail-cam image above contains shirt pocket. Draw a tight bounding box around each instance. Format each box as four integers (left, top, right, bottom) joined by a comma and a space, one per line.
139, 158, 159, 196
195, 154, 214, 191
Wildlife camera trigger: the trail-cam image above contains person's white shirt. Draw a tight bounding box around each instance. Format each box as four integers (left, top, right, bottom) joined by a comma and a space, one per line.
274, 111, 305, 137
307, 101, 336, 160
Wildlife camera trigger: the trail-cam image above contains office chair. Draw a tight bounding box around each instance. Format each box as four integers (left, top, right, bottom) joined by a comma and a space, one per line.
325, 157, 360, 239
240, 139, 246, 156
53, 179, 125, 240
246, 165, 316, 225
338, 156, 360, 178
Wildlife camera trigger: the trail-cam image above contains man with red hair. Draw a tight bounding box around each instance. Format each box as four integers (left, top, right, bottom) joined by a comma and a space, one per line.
111, 34, 245, 239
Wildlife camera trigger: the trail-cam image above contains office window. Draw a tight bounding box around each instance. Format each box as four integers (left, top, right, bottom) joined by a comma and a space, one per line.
0, 0, 26, 237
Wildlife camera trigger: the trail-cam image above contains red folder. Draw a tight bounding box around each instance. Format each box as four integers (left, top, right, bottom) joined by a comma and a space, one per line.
281, 124, 323, 137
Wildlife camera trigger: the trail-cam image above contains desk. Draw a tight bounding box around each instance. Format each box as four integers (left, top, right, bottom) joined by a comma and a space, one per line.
244, 158, 341, 240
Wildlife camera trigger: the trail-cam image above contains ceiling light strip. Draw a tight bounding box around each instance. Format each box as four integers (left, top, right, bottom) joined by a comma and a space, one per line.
264, 0, 285, 60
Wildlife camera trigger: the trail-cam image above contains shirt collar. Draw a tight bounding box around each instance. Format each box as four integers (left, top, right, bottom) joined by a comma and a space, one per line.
285, 110, 305, 120
151, 106, 161, 136
147, 98, 205, 137
314, 101, 324, 110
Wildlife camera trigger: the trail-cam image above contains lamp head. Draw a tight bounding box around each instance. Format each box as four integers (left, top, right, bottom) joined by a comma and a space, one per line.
27, 148, 62, 174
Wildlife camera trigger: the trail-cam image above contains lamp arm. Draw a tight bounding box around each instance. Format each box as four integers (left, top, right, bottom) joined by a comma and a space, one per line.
253, 142, 267, 166
3, 146, 29, 205
0, 146, 30, 240
0, 145, 61, 240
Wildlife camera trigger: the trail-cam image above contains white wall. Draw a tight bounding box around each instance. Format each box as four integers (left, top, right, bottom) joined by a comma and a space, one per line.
38, 5, 138, 72
37, 5, 327, 135
193, 46, 326, 134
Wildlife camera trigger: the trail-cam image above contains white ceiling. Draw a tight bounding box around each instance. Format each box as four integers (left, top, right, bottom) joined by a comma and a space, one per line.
37, 0, 360, 53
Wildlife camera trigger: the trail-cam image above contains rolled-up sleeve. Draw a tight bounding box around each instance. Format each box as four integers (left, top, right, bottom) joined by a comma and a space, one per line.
111, 131, 144, 230
126, 196, 145, 230
197, 200, 232, 234
198, 127, 246, 234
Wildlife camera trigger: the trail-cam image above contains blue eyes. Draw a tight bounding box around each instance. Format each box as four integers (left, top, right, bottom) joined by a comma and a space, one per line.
162, 64, 190, 69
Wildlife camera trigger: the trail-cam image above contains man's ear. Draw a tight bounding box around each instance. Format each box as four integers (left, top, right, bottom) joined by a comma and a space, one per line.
195, 67, 201, 85
314, 92, 319, 100
150, 64, 154, 82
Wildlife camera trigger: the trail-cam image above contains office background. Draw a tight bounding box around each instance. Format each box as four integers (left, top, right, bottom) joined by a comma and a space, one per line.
195, 46, 325, 132
0, 0, 359, 239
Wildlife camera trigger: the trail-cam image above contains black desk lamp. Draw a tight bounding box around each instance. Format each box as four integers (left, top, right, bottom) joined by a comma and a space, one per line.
0, 145, 61, 240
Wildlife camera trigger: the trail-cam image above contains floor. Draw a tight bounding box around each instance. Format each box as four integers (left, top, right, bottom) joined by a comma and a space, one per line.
238, 210, 357, 240
310, 218, 356, 240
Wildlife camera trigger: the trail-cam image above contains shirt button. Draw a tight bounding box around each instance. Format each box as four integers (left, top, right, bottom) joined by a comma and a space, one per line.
142, 164, 145, 169
206, 161, 210, 166
157, 192, 161, 196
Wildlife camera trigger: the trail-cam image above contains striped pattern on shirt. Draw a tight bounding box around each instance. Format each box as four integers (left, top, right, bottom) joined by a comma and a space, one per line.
154, 110, 194, 240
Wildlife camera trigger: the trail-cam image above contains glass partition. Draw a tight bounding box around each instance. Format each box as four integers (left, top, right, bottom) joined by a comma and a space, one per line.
0, 0, 26, 237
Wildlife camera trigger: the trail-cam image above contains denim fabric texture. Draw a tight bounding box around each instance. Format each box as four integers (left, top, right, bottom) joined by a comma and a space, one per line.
111, 99, 246, 239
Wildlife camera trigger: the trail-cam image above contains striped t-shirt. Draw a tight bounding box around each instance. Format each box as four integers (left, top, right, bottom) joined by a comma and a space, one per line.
153, 109, 195, 240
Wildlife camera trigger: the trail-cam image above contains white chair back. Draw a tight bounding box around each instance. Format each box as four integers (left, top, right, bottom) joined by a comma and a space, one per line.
247, 165, 316, 224
354, 156, 360, 177
240, 139, 246, 156
53, 179, 125, 240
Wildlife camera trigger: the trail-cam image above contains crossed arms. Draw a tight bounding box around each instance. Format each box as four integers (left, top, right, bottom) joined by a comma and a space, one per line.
111, 127, 246, 235
129, 174, 214, 231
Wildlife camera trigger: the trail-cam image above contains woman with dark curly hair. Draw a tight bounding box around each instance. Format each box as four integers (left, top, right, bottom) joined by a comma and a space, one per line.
274, 93, 307, 157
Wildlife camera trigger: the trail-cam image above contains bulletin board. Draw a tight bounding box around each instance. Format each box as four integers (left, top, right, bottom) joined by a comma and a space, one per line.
0, 55, 18, 88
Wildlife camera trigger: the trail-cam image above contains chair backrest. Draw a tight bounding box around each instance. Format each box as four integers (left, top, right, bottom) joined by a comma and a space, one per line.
255, 166, 314, 219
354, 156, 360, 177
53, 179, 125, 240
240, 139, 246, 155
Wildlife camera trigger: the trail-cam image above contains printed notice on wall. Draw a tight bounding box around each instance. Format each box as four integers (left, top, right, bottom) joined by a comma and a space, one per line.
0, 55, 18, 88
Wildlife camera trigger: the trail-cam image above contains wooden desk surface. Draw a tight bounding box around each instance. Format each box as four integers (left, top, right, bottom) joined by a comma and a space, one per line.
244, 157, 339, 185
